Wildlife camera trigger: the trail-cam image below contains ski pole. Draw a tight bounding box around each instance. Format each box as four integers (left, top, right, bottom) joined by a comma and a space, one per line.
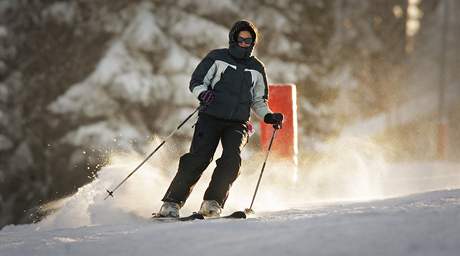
104, 106, 201, 200
245, 124, 280, 214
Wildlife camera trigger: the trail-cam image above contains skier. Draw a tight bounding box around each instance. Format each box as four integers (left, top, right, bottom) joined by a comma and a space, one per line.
157, 20, 283, 218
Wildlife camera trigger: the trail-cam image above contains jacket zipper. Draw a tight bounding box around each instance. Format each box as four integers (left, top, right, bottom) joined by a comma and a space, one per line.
229, 64, 246, 119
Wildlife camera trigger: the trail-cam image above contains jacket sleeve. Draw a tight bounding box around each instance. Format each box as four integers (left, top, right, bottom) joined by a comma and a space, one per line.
189, 52, 217, 99
251, 65, 272, 119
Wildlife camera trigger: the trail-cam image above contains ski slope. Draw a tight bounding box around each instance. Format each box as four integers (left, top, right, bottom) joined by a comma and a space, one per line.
1, 189, 459, 256
1, 161, 460, 256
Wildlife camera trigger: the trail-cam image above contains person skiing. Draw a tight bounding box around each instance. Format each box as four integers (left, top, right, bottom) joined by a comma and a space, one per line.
157, 20, 283, 218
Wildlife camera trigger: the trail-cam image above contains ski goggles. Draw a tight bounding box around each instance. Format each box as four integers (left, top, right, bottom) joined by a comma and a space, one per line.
237, 36, 254, 45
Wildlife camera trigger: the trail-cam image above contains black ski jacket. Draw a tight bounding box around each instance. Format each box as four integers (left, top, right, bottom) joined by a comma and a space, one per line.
189, 21, 271, 123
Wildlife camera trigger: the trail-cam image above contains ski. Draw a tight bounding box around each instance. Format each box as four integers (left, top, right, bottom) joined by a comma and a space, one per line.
220, 210, 247, 219
151, 212, 204, 222
186, 211, 247, 220
179, 212, 205, 221
179, 211, 247, 221
152, 211, 247, 222
151, 214, 178, 222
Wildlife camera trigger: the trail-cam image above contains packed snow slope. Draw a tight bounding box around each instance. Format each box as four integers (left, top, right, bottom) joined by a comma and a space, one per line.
1, 160, 460, 256
1, 189, 459, 256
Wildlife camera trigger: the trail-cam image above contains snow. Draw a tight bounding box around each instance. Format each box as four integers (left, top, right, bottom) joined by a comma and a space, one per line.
122, 5, 167, 51
0, 26, 7, 37
1, 191, 459, 256
176, 0, 238, 15
252, 6, 291, 32
2, 2, 460, 255
1, 157, 459, 255
0, 134, 12, 151
10, 142, 34, 171
48, 81, 119, 118
46, 5, 205, 149
42, 2, 76, 24
161, 42, 198, 74
91, 42, 161, 104
266, 58, 311, 83
46, 5, 204, 150
341, 83, 460, 137
60, 120, 147, 149
169, 13, 228, 50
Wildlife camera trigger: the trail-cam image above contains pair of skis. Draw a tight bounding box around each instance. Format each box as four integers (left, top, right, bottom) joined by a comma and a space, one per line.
152, 210, 248, 222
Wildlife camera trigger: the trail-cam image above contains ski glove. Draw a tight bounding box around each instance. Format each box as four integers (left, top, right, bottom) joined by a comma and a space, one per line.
199, 90, 215, 105
264, 113, 284, 129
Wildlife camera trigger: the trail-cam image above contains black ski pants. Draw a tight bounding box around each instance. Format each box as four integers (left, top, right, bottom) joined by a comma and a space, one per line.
162, 113, 249, 207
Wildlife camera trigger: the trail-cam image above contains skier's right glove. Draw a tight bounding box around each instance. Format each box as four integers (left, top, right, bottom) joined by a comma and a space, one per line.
198, 90, 215, 105
264, 112, 284, 129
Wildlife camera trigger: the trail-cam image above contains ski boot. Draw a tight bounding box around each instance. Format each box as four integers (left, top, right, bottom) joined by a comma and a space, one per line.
198, 200, 222, 217
157, 201, 180, 218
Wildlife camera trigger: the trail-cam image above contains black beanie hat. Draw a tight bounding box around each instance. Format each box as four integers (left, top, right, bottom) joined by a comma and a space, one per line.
228, 20, 258, 44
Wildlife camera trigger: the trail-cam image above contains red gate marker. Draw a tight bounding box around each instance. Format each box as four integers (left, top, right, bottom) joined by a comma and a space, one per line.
260, 84, 298, 180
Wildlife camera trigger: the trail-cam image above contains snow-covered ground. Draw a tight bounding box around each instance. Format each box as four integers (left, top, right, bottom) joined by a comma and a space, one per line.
1, 190, 459, 256
1, 157, 460, 256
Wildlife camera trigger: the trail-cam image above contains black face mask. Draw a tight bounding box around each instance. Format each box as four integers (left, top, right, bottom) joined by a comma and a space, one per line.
229, 42, 254, 59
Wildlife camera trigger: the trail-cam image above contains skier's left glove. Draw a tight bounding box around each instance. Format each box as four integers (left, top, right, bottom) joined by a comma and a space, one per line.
199, 90, 215, 105
264, 112, 284, 129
